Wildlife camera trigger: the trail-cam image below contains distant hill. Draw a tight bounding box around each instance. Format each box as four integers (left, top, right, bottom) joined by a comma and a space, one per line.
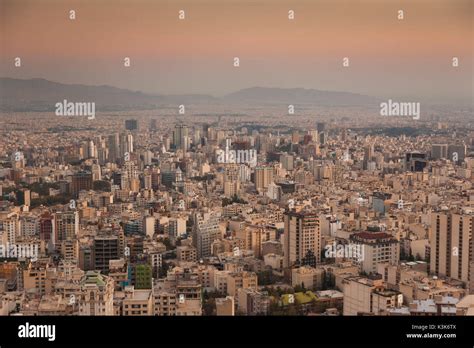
224, 86, 379, 106
0, 78, 378, 112
0, 78, 216, 111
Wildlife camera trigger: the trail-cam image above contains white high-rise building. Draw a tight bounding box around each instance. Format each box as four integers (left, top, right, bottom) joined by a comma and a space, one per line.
192, 211, 221, 259
349, 232, 399, 274
2, 217, 19, 243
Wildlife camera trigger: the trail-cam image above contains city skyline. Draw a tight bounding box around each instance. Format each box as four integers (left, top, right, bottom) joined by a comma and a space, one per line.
0, 0, 474, 345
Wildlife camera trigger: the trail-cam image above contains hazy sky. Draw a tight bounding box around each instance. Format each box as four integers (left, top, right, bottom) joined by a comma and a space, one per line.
1, 0, 472, 103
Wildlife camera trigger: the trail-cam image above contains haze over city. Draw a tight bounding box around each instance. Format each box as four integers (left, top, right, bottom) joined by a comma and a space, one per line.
1, 0, 472, 104
0, 1, 473, 346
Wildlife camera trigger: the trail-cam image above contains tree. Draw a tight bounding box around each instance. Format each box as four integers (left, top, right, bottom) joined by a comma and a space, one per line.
158, 261, 170, 278
294, 284, 305, 293
162, 238, 174, 251
257, 270, 277, 286
222, 195, 248, 207
93, 180, 111, 192
202, 298, 216, 316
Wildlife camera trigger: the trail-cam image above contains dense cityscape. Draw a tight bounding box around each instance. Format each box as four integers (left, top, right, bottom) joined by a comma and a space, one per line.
0, 104, 472, 317
1, 4, 473, 348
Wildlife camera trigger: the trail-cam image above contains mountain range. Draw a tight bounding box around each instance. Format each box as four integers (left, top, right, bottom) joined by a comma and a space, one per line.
0, 77, 379, 112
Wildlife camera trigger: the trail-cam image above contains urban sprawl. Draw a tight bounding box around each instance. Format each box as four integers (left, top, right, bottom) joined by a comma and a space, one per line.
0, 106, 473, 316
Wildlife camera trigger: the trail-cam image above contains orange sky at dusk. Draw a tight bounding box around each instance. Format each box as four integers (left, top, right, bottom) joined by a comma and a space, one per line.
1, 0, 472, 102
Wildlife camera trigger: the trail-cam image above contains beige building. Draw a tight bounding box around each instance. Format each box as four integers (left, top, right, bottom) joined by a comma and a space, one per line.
264, 253, 284, 273
227, 271, 258, 306
23, 259, 55, 296
61, 239, 79, 263
122, 286, 153, 316
409, 295, 458, 316
153, 289, 177, 316
255, 166, 274, 192
343, 276, 403, 315
176, 296, 202, 316
237, 288, 270, 315
37, 294, 73, 315
283, 210, 321, 268
430, 210, 473, 284
214, 270, 230, 294
349, 232, 399, 274
108, 259, 129, 291
323, 262, 360, 291
235, 224, 276, 259
193, 264, 215, 290
192, 211, 221, 259
77, 271, 115, 316
216, 296, 235, 316
153, 267, 203, 316
177, 245, 198, 263
291, 266, 324, 290
456, 294, 474, 316
377, 262, 466, 303
223, 166, 241, 197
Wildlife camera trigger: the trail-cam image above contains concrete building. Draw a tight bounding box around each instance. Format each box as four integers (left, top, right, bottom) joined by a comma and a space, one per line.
216, 296, 235, 316
227, 271, 258, 306
409, 295, 458, 316
283, 210, 321, 268
177, 245, 197, 263
430, 210, 473, 284
54, 211, 79, 244
93, 233, 120, 275
77, 271, 115, 316
122, 286, 153, 316
349, 232, 399, 274
255, 166, 274, 192
291, 266, 324, 290
431, 144, 448, 160
343, 275, 403, 315
192, 211, 221, 259
237, 288, 270, 315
